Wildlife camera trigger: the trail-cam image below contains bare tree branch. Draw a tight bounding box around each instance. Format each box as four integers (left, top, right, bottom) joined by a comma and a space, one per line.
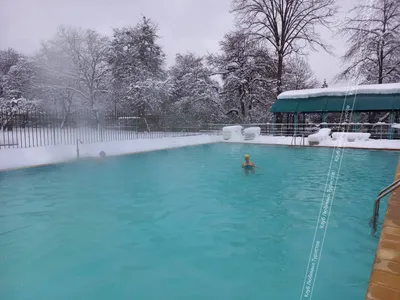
232, 0, 337, 94
337, 0, 400, 84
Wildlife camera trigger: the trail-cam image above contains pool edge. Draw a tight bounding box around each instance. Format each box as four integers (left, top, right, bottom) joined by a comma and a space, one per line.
223, 141, 400, 152
2, 140, 399, 173
366, 160, 400, 300
0, 141, 219, 173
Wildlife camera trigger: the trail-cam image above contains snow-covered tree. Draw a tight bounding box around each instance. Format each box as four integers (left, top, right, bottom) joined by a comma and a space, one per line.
282, 56, 319, 91
338, 0, 400, 84
169, 52, 223, 124
0, 50, 42, 131
108, 17, 167, 115
321, 79, 328, 88
0, 48, 20, 77
38, 26, 111, 112
3, 57, 38, 100
0, 49, 41, 112
37, 39, 84, 117
1, 49, 21, 101
232, 0, 337, 95
208, 30, 276, 122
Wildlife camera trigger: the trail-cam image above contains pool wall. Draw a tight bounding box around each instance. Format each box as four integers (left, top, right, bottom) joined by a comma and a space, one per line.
366, 160, 400, 300
2, 134, 399, 172
0, 135, 220, 172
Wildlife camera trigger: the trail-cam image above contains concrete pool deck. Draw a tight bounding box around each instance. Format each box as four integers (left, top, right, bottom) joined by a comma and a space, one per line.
366, 160, 400, 300
223, 136, 400, 150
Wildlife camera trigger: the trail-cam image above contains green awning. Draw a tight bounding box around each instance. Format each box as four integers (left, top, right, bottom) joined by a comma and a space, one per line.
270, 99, 299, 112
351, 94, 395, 111
296, 97, 327, 112
324, 96, 354, 112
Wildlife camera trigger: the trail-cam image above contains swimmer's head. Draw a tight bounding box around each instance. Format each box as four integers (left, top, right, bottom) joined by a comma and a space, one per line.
244, 154, 250, 161
99, 151, 106, 158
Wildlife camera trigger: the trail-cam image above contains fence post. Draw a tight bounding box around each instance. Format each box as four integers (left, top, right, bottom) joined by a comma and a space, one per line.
353, 112, 359, 132
389, 111, 395, 140
52, 111, 56, 146
322, 112, 327, 128
272, 113, 276, 136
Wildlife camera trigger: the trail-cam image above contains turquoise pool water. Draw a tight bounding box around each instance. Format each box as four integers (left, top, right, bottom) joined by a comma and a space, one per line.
0, 144, 398, 300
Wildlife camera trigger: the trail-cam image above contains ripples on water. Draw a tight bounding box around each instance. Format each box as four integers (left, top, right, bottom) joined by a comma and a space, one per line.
0, 144, 398, 300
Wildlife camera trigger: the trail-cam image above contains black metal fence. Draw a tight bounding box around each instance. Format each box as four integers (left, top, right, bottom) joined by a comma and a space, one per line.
0, 109, 219, 149
2, 109, 399, 149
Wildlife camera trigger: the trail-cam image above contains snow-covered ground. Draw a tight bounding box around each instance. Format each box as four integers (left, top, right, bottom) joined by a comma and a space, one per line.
0, 135, 220, 171
224, 135, 400, 150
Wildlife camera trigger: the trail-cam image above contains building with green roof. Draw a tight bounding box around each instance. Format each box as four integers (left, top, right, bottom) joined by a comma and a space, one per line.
270, 82, 400, 139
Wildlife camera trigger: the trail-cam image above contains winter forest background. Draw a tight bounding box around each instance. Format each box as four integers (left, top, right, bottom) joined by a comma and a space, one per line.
1, 0, 400, 126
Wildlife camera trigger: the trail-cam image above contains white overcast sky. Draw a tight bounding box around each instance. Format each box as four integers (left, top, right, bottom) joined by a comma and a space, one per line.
0, 0, 357, 87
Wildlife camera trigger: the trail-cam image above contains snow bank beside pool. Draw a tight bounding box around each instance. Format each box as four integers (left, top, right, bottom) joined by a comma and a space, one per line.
0, 135, 220, 171
224, 135, 400, 150
222, 125, 243, 142
317, 137, 400, 149
332, 132, 371, 141
307, 128, 331, 145
243, 127, 261, 141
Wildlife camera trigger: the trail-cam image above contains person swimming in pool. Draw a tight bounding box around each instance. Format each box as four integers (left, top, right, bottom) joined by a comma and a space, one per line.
242, 154, 256, 175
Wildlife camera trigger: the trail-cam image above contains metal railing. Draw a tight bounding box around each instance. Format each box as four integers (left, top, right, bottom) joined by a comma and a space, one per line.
0, 109, 219, 149
369, 178, 400, 235
291, 134, 305, 146
1, 108, 399, 150
207, 122, 400, 139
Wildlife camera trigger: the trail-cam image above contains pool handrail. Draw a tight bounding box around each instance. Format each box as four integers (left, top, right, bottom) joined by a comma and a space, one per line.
76, 138, 83, 159
369, 178, 400, 235
290, 134, 305, 146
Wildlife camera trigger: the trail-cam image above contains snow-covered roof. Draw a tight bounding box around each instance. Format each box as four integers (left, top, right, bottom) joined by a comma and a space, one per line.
278, 83, 400, 100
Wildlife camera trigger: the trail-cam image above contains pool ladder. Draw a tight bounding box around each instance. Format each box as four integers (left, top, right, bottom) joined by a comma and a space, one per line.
76, 138, 83, 159
290, 134, 305, 146
369, 178, 400, 235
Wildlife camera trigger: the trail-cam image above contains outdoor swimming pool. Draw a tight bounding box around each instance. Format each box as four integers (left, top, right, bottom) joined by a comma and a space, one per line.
0, 144, 398, 300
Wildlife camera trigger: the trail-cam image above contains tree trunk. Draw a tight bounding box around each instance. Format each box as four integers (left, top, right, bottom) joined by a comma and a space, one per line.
378, 44, 384, 84
239, 88, 246, 119
60, 104, 71, 129
276, 52, 284, 95
60, 116, 67, 129
240, 100, 246, 120
276, 112, 283, 123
